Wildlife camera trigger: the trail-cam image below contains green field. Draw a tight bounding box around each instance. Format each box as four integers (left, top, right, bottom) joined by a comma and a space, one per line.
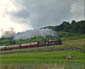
0, 38, 85, 69
0, 38, 85, 64
0, 50, 85, 64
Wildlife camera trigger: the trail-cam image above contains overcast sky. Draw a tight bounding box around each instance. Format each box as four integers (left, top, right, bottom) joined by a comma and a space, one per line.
0, 0, 84, 36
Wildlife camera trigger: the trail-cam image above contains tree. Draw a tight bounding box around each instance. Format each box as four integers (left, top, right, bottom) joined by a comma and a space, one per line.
55, 20, 85, 34
78, 20, 85, 34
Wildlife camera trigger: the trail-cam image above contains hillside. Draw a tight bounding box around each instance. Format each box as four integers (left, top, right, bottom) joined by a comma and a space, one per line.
0, 20, 85, 69
0, 20, 85, 46
42, 20, 85, 34
0, 38, 85, 69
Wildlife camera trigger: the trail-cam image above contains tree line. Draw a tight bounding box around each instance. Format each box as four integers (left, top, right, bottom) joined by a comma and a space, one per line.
55, 20, 85, 34
45, 20, 85, 34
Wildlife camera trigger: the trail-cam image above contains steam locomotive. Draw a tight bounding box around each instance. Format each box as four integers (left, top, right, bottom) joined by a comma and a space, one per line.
0, 39, 62, 50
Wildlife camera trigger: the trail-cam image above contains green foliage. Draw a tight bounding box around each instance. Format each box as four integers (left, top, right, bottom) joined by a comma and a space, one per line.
0, 39, 10, 46
0, 36, 16, 46
44, 20, 85, 34
55, 20, 85, 34
57, 31, 85, 40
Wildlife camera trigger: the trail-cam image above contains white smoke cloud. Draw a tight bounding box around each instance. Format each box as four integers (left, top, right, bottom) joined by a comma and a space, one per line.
13, 29, 58, 40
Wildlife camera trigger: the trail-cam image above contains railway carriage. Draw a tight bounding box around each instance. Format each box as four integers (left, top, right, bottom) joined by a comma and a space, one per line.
0, 39, 62, 50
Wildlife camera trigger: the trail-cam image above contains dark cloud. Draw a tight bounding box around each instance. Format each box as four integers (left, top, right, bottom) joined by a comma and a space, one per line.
10, 8, 30, 20
10, 0, 84, 29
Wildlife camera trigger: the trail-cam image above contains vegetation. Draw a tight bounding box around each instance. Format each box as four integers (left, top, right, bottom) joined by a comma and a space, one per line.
0, 20, 85, 46
0, 38, 85, 64
0, 32, 85, 46
43, 20, 85, 34
0, 38, 85, 53
56, 20, 85, 34
0, 20, 85, 69
58, 32, 85, 40
0, 63, 85, 69
0, 36, 58, 46
0, 50, 85, 64
0, 38, 85, 69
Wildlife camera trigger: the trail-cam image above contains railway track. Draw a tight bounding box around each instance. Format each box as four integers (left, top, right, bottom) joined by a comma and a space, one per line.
0, 47, 85, 55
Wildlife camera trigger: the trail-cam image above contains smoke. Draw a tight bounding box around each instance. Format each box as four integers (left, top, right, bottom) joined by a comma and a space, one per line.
13, 28, 59, 40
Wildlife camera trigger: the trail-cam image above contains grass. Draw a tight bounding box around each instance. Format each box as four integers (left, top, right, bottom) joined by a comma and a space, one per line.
0, 63, 85, 69
0, 37, 85, 69
0, 50, 85, 69
0, 38, 85, 54
0, 37, 85, 64
0, 51, 85, 64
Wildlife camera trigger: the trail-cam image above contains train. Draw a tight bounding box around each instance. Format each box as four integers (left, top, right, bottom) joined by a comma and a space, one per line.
0, 39, 62, 50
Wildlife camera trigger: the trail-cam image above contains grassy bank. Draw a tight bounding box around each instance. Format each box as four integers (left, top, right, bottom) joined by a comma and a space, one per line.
0, 38, 85, 69
0, 38, 85, 64
0, 38, 85, 54
0, 50, 85, 64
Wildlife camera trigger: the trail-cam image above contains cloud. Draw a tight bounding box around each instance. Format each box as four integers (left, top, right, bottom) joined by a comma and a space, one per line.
0, 0, 33, 37
10, 0, 84, 28
0, 0, 84, 37
70, 0, 84, 20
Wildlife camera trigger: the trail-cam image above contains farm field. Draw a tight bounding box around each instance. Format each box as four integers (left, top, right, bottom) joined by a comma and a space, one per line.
0, 38, 85, 69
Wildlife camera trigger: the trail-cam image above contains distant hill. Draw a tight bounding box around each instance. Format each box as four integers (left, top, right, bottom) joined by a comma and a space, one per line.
42, 20, 85, 34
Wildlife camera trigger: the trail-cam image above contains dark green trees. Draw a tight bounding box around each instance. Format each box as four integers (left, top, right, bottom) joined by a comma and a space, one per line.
55, 20, 85, 34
